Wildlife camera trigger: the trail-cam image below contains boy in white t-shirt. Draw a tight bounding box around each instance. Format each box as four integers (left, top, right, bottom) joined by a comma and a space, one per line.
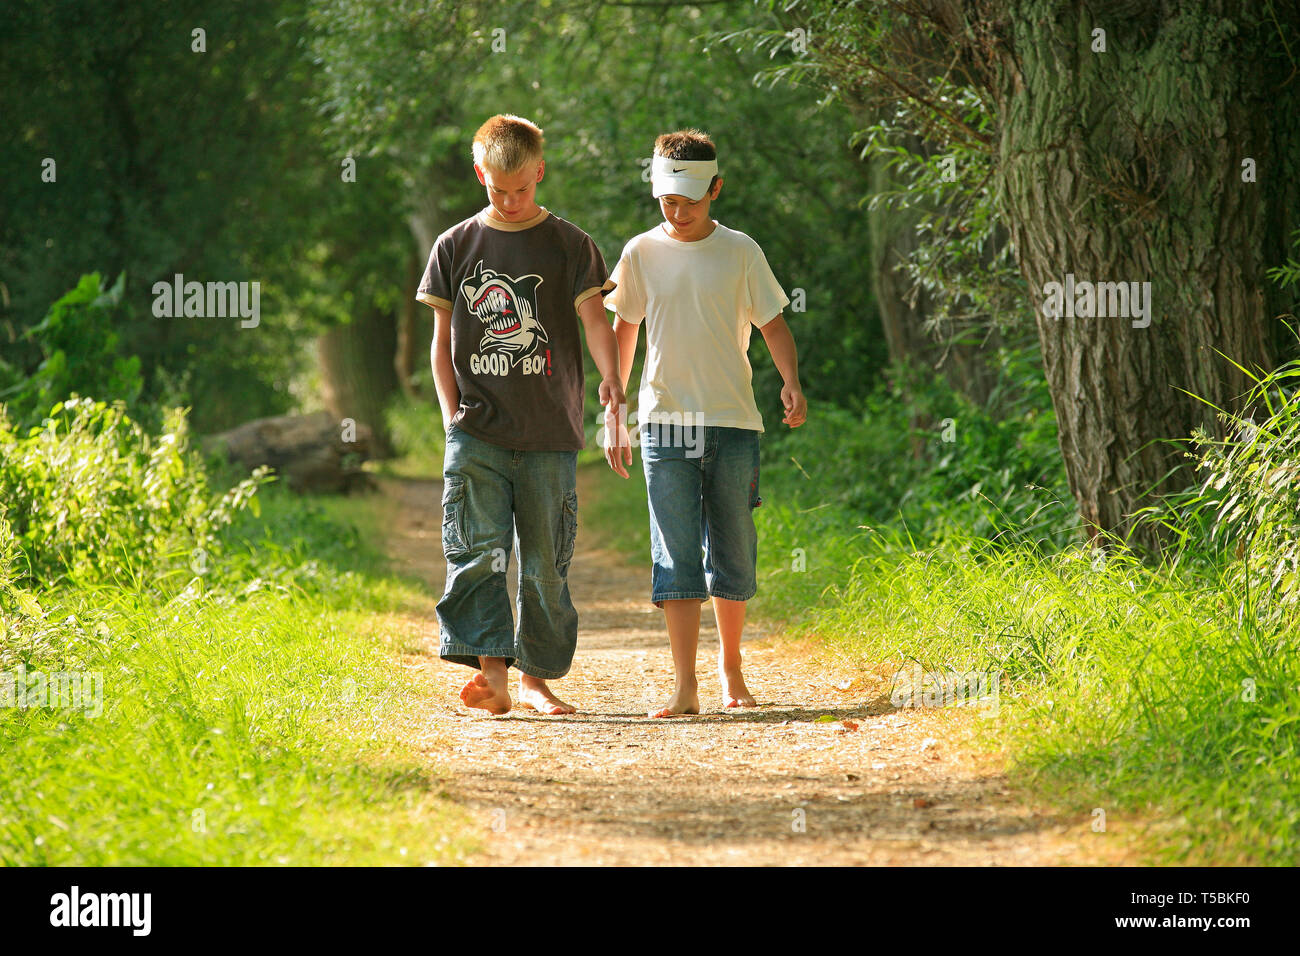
603, 128, 807, 718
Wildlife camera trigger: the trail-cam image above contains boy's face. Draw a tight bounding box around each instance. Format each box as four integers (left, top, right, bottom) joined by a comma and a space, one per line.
476, 160, 545, 222
658, 179, 723, 242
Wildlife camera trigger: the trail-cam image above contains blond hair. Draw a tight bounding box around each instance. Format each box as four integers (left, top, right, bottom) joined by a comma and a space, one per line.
472, 114, 545, 173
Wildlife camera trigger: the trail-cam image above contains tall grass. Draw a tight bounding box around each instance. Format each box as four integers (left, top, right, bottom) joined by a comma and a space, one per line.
2, 577, 471, 865
796, 533, 1300, 863
0, 400, 475, 865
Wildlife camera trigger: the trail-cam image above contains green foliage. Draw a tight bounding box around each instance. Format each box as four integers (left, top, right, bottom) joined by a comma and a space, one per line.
382, 387, 446, 480
1, 1, 369, 432
730, 1, 1028, 350
1267, 229, 1300, 290
855, 111, 1027, 339
761, 347, 1075, 550
0, 397, 269, 590
0, 273, 143, 429
0, 491, 472, 866
1166, 351, 1300, 622
0, 403, 472, 864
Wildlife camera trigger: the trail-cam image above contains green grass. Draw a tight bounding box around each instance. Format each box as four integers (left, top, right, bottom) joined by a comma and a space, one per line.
578, 456, 651, 558
800, 534, 1300, 863
0, 483, 476, 866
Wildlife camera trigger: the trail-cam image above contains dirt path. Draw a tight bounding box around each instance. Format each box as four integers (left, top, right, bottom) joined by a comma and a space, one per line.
380, 470, 1127, 866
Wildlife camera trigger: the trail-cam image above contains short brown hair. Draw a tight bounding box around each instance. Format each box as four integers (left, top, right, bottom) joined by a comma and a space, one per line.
654, 129, 716, 161
472, 114, 545, 173
654, 129, 719, 193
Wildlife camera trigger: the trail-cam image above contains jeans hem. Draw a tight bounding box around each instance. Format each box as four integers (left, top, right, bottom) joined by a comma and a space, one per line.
650, 590, 710, 608
514, 661, 572, 680
708, 588, 756, 602
439, 642, 517, 669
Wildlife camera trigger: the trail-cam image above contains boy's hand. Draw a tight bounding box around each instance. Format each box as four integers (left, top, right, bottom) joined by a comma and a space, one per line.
599, 378, 633, 478
780, 382, 807, 427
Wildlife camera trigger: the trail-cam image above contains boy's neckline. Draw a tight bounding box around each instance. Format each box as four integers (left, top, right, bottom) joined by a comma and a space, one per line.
479, 206, 550, 231
657, 220, 722, 246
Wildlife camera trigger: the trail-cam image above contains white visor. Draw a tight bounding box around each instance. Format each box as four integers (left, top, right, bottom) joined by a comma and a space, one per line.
650, 155, 719, 201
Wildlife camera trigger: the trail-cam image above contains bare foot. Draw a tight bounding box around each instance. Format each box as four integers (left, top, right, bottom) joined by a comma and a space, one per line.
650, 684, 700, 718
720, 665, 756, 708
460, 659, 511, 714
517, 675, 577, 715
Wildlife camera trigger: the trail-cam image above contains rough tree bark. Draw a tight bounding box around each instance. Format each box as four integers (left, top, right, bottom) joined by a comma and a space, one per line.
970, 0, 1300, 548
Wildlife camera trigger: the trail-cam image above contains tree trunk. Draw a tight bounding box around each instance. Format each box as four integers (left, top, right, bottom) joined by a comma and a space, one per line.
394, 250, 426, 398
316, 305, 400, 458
979, 0, 1299, 548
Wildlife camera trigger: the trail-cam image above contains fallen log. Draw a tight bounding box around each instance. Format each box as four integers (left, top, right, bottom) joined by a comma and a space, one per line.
202, 411, 375, 493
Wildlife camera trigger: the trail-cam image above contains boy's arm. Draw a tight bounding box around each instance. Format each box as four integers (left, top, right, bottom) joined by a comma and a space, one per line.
577, 294, 632, 477
612, 317, 639, 395
758, 313, 808, 428
429, 305, 460, 433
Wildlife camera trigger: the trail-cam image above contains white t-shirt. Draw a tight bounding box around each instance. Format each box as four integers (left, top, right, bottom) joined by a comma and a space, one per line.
604, 222, 789, 432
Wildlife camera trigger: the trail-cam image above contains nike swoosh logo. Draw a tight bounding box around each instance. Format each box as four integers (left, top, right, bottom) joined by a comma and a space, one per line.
672, 167, 688, 173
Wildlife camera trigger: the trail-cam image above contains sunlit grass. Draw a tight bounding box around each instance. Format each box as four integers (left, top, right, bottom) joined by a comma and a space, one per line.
0, 483, 475, 866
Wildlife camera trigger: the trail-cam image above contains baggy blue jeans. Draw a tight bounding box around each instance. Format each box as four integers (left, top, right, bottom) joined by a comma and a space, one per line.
436, 424, 579, 679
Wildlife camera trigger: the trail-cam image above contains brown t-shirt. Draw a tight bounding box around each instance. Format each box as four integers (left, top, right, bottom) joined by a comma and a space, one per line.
416, 207, 608, 450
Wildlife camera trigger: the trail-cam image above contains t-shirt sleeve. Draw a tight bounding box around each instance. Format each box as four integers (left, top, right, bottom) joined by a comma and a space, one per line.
744, 242, 790, 327
603, 244, 647, 324
416, 233, 454, 311
572, 233, 610, 311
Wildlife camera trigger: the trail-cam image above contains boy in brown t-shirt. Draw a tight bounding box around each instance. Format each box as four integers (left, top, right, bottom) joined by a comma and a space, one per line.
416, 114, 627, 715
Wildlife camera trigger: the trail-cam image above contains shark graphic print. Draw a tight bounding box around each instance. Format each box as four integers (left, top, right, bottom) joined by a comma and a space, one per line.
416, 209, 610, 449
459, 260, 552, 376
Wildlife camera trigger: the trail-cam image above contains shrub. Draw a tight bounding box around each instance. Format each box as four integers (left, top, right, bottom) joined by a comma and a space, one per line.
0, 396, 269, 590
0, 273, 144, 429
1181, 354, 1300, 624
